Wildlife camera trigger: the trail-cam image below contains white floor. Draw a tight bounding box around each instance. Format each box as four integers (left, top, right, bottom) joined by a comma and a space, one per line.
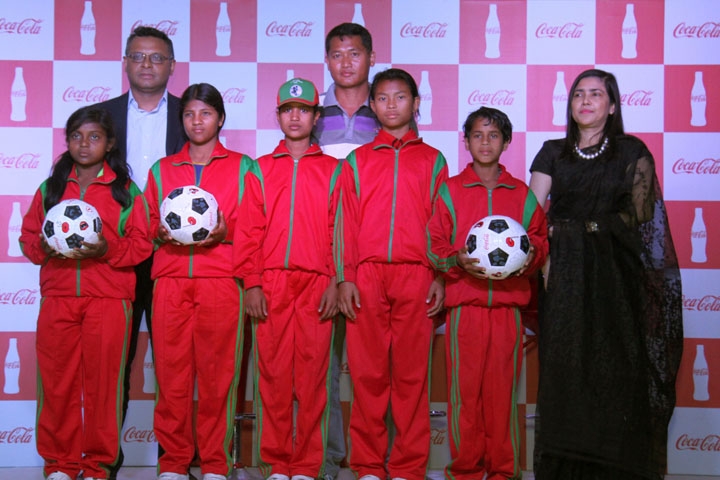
0, 468, 718, 480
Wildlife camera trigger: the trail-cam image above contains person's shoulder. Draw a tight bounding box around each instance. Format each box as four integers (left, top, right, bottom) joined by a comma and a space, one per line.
616, 134, 646, 148
93, 92, 128, 111
541, 137, 565, 150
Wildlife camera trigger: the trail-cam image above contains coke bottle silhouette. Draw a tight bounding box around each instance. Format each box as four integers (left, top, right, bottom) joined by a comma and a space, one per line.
3, 338, 20, 395
10, 67, 27, 122
693, 344, 710, 401
485, 4, 501, 59
690, 71, 707, 127
80, 1, 96, 56
621, 3, 637, 59
216, 2, 231, 57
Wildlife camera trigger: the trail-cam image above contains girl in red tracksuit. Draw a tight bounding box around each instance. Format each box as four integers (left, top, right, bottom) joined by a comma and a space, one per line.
20, 106, 152, 480
336, 68, 448, 480
144, 83, 258, 480
428, 107, 548, 480
235, 78, 341, 480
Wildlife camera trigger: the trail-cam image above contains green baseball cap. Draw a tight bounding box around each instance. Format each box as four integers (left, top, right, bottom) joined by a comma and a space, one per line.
277, 77, 319, 107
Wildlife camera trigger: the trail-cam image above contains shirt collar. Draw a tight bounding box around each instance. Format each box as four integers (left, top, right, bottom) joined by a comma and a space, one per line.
127, 89, 169, 114
323, 83, 372, 110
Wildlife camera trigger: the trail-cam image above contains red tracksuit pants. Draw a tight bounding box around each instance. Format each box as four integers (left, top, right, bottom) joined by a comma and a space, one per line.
445, 305, 523, 480
36, 296, 132, 480
346, 263, 435, 480
253, 269, 333, 478
152, 277, 244, 477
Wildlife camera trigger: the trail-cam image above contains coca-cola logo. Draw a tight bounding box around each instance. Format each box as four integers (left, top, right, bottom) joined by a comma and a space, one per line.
123, 426, 156, 443
431, 427, 446, 445
673, 22, 720, 39
0, 427, 33, 444
0, 289, 38, 305
265, 21, 313, 37
691, 94, 707, 103
0, 18, 43, 35
0, 153, 40, 169
131, 20, 179, 37
676, 434, 720, 451
217, 25, 230, 33
620, 90, 653, 107
4, 361, 19, 369
694, 367, 709, 376
622, 27, 638, 35
672, 158, 720, 175
468, 89, 516, 106
400, 22, 448, 38
536, 22, 584, 39
80, 23, 96, 32
62, 86, 111, 103
222, 88, 246, 104
683, 295, 720, 312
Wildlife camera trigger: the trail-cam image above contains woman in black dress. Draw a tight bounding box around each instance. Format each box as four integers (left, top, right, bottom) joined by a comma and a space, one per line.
529, 69, 683, 479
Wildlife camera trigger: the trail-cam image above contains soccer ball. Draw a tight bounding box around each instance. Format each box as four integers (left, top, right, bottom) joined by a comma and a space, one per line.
465, 215, 530, 280
160, 185, 219, 245
43, 199, 103, 256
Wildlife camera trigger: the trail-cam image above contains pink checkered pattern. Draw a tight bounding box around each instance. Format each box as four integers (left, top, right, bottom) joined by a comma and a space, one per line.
0, 0, 718, 474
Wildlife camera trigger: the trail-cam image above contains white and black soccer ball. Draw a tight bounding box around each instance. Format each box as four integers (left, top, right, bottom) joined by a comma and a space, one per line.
43, 199, 103, 256
160, 185, 219, 245
465, 215, 530, 280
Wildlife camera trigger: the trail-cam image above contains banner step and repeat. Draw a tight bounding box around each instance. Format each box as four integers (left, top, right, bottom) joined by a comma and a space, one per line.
0, 0, 718, 474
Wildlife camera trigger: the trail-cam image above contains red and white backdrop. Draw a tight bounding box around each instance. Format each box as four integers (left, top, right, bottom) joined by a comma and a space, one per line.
0, 0, 718, 474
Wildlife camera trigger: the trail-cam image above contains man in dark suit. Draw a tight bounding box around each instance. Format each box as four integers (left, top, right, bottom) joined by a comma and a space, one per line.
95, 26, 185, 479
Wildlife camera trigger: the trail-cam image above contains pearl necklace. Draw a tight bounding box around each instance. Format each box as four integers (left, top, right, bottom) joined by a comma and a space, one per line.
573, 136, 609, 160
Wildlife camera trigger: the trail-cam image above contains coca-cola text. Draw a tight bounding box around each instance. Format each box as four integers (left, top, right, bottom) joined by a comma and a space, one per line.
536, 22, 583, 39
430, 427, 446, 445
265, 21, 313, 37
0, 427, 33, 444
0, 289, 38, 305
672, 158, 720, 175
222, 88, 246, 104
673, 22, 720, 39
123, 426, 157, 443
676, 434, 720, 451
683, 295, 720, 312
0, 153, 40, 169
62, 86, 111, 103
468, 90, 515, 106
620, 90, 653, 107
0, 18, 42, 35
400, 22, 448, 38
131, 20, 178, 37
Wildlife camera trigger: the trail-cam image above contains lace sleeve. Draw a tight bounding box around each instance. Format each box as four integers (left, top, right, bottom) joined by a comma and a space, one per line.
633, 154, 656, 225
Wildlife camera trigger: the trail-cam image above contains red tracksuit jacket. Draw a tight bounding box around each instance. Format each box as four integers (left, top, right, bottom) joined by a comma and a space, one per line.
235, 140, 341, 288
336, 129, 448, 282
20, 162, 152, 299
144, 141, 258, 279
427, 164, 549, 307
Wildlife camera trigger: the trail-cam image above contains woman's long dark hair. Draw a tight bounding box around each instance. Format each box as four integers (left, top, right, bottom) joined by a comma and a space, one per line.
563, 68, 625, 158
44, 106, 130, 211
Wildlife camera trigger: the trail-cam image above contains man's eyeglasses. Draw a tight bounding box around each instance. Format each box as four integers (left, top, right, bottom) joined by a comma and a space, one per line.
126, 52, 173, 64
